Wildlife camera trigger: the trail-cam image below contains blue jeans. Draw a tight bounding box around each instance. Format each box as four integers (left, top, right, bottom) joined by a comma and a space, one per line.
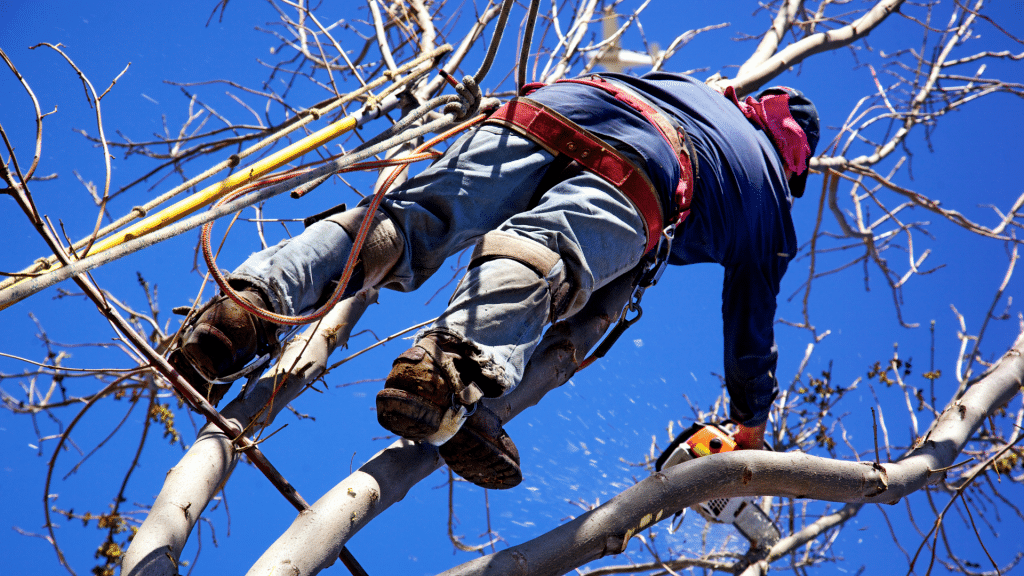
234, 124, 647, 392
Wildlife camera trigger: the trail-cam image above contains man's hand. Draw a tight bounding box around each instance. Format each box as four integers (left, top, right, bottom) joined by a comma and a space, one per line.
733, 422, 766, 450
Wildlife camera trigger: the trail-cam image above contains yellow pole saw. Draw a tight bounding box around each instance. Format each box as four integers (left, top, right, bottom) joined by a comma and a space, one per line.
0, 45, 452, 312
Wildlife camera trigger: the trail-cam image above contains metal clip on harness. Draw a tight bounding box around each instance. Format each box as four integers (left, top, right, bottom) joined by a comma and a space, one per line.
580, 224, 675, 369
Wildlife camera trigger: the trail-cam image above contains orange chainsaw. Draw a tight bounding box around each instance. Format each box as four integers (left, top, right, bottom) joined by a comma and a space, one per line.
655, 422, 780, 550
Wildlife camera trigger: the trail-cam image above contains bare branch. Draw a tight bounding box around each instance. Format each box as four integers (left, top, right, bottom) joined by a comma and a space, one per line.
725, 0, 907, 95
438, 331, 1024, 576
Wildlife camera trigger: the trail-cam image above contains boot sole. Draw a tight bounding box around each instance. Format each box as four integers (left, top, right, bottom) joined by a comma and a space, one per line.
180, 324, 233, 377
440, 425, 523, 490
376, 388, 443, 441
168, 350, 234, 407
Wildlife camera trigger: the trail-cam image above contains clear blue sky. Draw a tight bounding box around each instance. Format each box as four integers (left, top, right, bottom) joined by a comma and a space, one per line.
1, 1, 1022, 575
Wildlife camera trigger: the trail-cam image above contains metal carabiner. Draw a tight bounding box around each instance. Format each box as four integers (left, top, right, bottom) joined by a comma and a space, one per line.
587, 300, 643, 362
638, 225, 675, 289
578, 224, 672, 370
625, 300, 643, 325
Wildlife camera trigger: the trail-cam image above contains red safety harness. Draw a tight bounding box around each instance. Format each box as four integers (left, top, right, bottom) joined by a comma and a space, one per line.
484, 76, 696, 254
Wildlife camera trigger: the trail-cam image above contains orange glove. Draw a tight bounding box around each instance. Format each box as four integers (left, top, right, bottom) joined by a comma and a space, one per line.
733, 422, 766, 450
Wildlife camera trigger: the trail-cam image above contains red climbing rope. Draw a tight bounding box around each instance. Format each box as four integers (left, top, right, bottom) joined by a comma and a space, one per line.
200, 112, 490, 326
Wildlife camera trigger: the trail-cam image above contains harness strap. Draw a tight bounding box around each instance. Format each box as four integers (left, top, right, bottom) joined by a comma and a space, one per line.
485, 98, 665, 252
469, 230, 574, 322
555, 77, 695, 224
469, 230, 560, 277
506, 77, 694, 366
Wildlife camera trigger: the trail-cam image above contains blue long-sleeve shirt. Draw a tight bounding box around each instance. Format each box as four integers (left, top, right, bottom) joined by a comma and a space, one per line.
530, 73, 797, 426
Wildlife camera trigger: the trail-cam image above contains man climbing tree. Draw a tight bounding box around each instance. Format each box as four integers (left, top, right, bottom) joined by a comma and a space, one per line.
169, 72, 819, 489
5, 1, 1024, 574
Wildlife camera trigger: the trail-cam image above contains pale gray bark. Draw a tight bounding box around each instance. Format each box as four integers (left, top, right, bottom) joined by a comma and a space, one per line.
540, 0, 602, 82
435, 332, 1024, 576
121, 290, 377, 576
735, 0, 804, 80
245, 274, 637, 575
0, 46, 449, 302
725, 0, 907, 96
4, 2, 1020, 575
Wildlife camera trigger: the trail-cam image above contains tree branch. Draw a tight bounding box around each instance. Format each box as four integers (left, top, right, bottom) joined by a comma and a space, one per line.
725, 0, 907, 96
435, 331, 1024, 576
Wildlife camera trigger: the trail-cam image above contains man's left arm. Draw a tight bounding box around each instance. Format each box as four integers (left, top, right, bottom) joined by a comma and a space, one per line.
721, 260, 785, 450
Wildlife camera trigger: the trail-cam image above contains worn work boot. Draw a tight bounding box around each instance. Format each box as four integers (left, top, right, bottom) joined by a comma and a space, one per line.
169, 287, 280, 406
439, 405, 523, 489
377, 334, 470, 441
377, 333, 522, 489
